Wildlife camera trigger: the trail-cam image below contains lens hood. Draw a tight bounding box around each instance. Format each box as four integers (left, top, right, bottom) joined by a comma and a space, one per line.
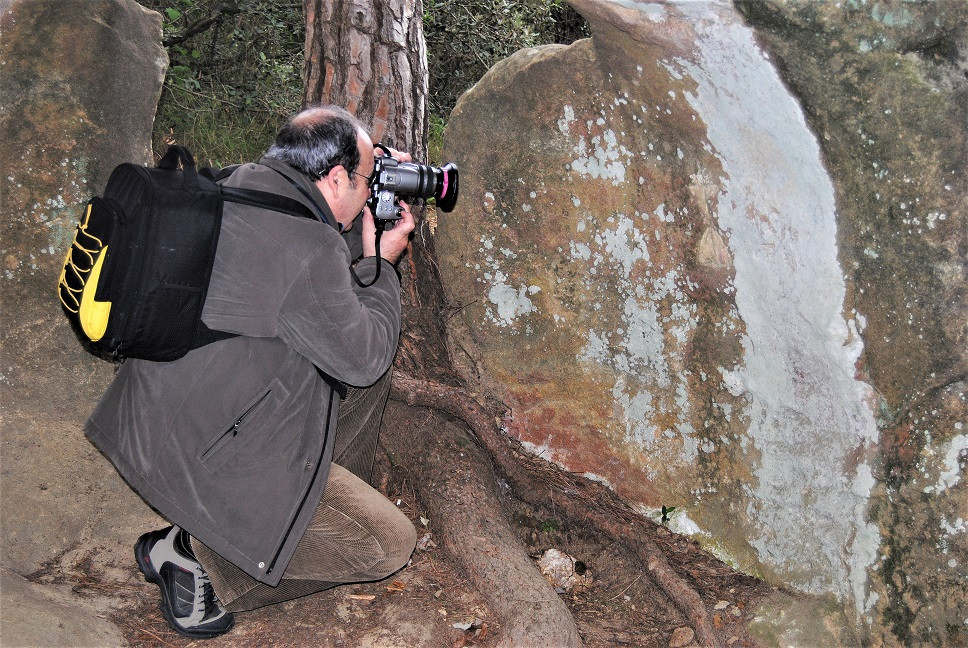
436, 163, 459, 213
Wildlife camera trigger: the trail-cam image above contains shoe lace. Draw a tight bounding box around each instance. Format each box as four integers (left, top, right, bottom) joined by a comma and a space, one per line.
196, 568, 224, 618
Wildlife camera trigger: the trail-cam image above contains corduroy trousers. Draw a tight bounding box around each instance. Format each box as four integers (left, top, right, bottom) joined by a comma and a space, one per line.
191, 370, 417, 611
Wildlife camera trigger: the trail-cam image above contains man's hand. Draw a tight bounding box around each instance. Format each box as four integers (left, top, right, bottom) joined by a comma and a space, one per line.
375, 144, 412, 164
361, 200, 414, 264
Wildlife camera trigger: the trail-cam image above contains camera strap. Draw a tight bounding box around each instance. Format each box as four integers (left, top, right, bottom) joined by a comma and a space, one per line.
351, 226, 385, 288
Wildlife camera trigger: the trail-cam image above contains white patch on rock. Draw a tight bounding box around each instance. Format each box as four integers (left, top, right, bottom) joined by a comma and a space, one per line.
486, 273, 539, 327
519, 438, 555, 462
560, 106, 633, 185
923, 434, 968, 494
572, 204, 700, 460
558, 104, 576, 138
582, 472, 615, 489
674, 1, 881, 618
612, 379, 658, 447
940, 516, 966, 536
476, 234, 541, 328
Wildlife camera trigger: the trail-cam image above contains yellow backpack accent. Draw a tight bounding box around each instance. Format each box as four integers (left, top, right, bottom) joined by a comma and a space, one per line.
57, 201, 113, 342
78, 244, 111, 341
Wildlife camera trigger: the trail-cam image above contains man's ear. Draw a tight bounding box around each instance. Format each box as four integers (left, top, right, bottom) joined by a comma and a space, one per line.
316, 165, 347, 200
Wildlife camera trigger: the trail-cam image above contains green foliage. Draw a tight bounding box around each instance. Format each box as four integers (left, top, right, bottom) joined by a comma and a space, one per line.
138, 0, 586, 163
427, 113, 448, 165
424, 0, 588, 116
138, 0, 304, 165
539, 518, 559, 533
660, 505, 676, 524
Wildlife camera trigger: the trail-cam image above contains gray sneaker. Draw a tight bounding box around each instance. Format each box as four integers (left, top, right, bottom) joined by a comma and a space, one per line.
134, 526, 234, 639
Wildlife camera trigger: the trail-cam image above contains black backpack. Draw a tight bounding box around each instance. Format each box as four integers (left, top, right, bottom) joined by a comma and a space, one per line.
57, 146, 323, 362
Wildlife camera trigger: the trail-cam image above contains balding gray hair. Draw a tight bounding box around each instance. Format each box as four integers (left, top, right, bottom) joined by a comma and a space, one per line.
264, 105, 366, 182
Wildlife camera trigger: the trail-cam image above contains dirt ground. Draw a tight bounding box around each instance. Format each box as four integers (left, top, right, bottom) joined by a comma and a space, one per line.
1, 341, 800, 648
23, 436, 779, 648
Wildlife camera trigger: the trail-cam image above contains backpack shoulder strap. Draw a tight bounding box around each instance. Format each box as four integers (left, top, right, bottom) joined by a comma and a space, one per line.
210, 163, 330, 225
219, 185, 319, 222
262, 166, 333, 227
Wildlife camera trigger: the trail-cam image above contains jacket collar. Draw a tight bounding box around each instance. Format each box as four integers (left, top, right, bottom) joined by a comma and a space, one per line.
257, 157, 341, 232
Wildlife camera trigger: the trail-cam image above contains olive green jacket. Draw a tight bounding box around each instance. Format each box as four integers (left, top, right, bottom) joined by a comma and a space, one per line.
86, 159, 400, 585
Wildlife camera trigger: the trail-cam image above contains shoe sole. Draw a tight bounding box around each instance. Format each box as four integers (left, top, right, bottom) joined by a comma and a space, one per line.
134, 533, 234, 639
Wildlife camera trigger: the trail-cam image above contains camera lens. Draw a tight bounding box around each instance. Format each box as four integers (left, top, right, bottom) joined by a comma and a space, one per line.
390, 162, 459, 212
369, 154, 459, 219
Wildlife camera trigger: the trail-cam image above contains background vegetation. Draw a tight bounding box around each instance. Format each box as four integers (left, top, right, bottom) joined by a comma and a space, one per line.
136, 0, 586, 166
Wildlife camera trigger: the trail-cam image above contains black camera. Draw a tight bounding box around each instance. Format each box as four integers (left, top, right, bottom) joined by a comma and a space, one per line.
367, 147, 459, 227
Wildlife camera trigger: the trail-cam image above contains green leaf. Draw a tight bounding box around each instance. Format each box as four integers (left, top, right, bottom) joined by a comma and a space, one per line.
164, 7, 182, 21
660, 505, 677, 523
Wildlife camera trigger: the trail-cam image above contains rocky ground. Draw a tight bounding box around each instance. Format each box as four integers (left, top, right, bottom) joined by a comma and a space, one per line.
2, 390, 840, 648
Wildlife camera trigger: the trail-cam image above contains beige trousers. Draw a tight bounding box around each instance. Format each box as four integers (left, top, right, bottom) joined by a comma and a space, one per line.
192, 370, 417, 611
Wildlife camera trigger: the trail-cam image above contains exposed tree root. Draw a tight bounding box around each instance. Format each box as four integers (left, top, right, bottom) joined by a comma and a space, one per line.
389, 371, 723, 648
381, 406, 582, 647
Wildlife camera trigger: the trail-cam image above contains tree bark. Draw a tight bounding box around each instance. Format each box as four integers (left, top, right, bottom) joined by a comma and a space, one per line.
381, 403, 583, 647
302, 0, 454, 380
302, 0, 428, 153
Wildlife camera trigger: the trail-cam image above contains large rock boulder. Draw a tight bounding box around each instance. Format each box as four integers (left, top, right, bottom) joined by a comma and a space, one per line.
437, 0, 966, 642
0, 0, 167, 643
734, 1, 967, 643
1, 0, 167, 410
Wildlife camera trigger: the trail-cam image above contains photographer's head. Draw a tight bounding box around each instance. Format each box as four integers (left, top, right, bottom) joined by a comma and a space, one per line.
266, 105, 375, 229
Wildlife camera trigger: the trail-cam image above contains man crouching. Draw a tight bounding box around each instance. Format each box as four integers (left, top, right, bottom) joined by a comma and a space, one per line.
86, 106, 418, 638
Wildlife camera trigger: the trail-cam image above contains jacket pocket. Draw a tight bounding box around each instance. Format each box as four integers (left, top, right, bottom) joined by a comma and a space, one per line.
200, 387, 275, 472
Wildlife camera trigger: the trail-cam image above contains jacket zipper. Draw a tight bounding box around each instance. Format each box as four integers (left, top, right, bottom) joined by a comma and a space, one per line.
201, 389, 272, 462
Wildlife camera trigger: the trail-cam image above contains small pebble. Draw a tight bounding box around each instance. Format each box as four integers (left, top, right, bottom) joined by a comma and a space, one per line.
669, 626, 695, 648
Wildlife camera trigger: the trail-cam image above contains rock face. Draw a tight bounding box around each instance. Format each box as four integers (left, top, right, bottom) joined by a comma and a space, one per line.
437, 0, 966, 642
1, 0, 167, 409
0, 1, 167, 643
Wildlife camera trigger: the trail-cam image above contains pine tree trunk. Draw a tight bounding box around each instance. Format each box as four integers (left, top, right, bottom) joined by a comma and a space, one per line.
303, 0, 451, 378
302, 0, 428, 155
